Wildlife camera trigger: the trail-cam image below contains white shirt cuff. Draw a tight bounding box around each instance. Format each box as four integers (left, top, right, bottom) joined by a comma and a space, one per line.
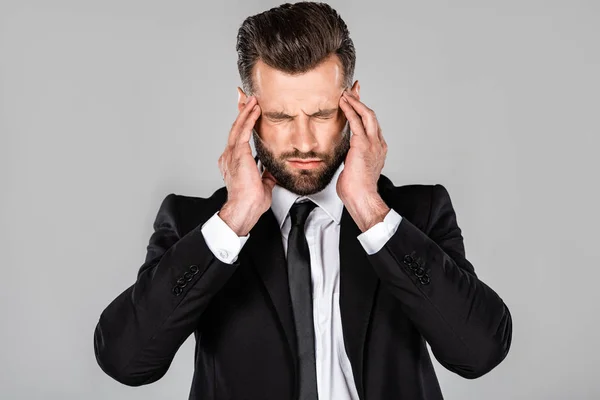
200, 211, 250, 264
356, 208, 403, 255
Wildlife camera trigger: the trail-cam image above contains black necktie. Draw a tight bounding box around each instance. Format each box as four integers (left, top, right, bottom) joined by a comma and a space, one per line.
287, 200, 319, 400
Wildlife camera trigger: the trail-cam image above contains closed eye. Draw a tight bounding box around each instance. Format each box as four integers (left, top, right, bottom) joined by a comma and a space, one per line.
267, 117, 291, 123
311, 108, 338, 119
264, 108, 338, 121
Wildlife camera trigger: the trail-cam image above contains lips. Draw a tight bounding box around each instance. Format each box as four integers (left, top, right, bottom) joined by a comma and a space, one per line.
287, 160, 322, 169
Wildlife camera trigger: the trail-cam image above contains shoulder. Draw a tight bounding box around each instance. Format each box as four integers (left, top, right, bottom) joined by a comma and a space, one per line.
379, 173, 452, 202
378, 174, 455, 229
153, 186, 229, 234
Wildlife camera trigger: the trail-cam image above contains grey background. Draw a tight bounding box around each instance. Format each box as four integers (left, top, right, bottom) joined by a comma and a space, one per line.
1, 0, 599, 399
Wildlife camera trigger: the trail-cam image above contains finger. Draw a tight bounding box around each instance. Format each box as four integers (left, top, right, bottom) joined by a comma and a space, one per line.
342, 91, 379, 139
339, 94, 367, 138
377, 126, 384, 142
218, 154, 224, 178
219, 150, 233, 181
228, 96, 257, 147
237, 103, 261, 146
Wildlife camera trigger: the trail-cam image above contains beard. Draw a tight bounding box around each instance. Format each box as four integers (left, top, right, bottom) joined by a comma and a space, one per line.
252, 121, 351, 196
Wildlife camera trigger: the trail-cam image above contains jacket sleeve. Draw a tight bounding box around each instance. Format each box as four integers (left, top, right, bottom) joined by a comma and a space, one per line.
93, 193, 240, 386
365, 184, 512, 379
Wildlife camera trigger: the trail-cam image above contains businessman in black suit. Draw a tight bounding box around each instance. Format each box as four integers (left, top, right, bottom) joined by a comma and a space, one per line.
94, 2, 512, 399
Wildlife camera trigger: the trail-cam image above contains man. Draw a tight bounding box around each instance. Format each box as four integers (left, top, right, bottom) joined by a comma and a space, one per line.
93, 2, 512, 399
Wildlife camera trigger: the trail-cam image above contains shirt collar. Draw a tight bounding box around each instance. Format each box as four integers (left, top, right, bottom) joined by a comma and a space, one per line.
257, 159, 345, 229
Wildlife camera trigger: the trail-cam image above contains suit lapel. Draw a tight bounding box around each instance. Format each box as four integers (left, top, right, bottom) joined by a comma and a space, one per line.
246, 209, 299, 383
339, 205, 380, 400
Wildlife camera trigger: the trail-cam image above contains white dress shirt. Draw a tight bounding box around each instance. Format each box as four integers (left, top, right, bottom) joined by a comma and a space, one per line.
200, 160, 403, 399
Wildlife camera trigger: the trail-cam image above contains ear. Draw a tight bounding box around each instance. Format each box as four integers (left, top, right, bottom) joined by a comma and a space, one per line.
350, 80, 360, 101
237, 87, 249, 113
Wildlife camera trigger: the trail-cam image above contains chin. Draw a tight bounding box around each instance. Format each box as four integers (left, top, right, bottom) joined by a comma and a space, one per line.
290, 172, 330, 195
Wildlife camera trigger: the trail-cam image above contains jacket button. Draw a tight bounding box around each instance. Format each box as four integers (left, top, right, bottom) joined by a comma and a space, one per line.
403, 255, 414, 265
172, 286, 183, 296
419, 275, 431, 285
409, 262, 419, 270
415, 268, 425, 277
183, 272, 192, 282
176, 277, 187, 288
190, 265, 199, 274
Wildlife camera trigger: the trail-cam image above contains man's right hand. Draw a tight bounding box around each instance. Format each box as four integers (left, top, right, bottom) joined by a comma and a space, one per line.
217, 95, 277, 236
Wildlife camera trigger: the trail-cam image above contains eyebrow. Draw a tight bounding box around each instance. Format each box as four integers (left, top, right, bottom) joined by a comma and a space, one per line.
263, 107, 339, 119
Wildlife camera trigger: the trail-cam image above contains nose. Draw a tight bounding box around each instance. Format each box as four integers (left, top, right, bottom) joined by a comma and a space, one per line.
290, 119, 317, 153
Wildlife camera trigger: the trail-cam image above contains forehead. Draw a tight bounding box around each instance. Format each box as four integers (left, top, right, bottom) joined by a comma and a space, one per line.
253, 55, 344, 111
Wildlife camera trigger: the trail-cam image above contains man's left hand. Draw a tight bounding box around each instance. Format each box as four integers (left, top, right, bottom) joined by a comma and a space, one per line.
337, 88, 390, 232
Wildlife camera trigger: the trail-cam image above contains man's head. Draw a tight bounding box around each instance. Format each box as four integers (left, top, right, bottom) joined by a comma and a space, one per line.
235, 2, 360, 196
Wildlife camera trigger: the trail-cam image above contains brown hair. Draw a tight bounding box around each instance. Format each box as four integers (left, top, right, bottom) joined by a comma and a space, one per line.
236, 1, 356, 95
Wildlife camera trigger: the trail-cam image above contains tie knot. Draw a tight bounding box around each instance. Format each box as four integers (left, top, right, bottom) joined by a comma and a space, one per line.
289, 200, 317, 227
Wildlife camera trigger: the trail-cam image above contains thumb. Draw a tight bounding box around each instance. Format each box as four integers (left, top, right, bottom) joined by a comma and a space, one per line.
262, 169, 278, 183
262, 169, 278, 189
263, 178, 276, 191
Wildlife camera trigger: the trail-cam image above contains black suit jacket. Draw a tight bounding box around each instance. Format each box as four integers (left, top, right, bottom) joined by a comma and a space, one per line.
94, 172, 512, 400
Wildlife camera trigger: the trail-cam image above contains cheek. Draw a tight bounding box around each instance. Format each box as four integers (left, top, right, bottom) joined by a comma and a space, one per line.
255, 122, 285, 148
316, 120, 346, 141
